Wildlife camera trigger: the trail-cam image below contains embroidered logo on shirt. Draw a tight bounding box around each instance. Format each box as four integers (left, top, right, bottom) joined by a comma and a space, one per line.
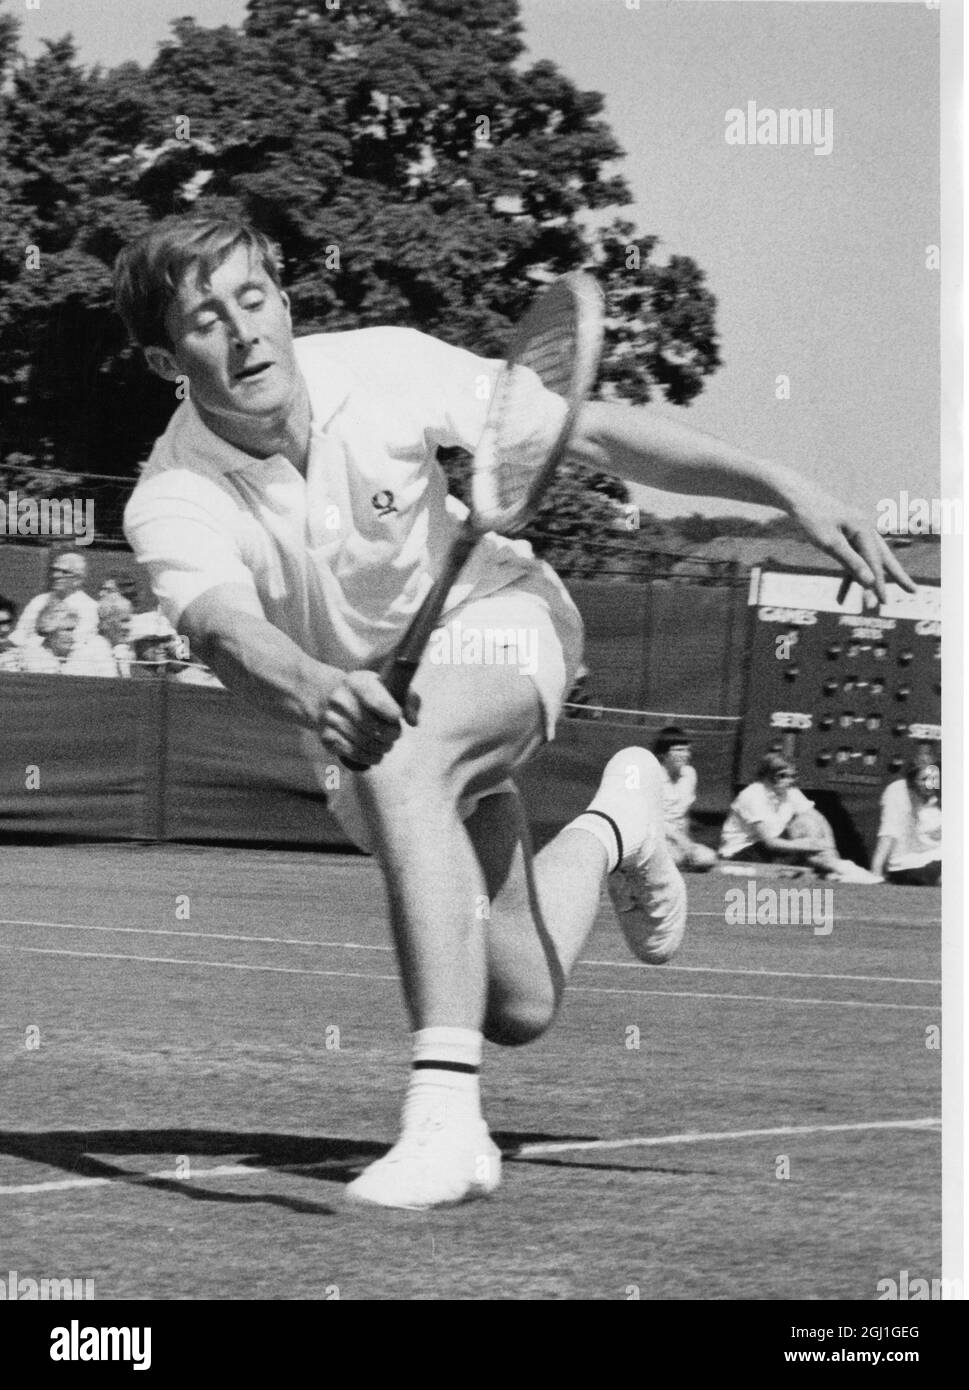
371, 490, 398, 517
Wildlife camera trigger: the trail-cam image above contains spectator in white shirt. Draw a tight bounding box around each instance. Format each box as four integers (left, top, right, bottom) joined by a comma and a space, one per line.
870, 758, 942, 886
8, 551, 100, 649
653, 727, 716, 871
80, 593, 137, 677
720, 753, 837, 872
0, 600, 114, 676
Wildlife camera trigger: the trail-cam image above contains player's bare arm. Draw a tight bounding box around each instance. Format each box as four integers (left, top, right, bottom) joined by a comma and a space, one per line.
180, 583, 416, 767
572, 401, 917, 602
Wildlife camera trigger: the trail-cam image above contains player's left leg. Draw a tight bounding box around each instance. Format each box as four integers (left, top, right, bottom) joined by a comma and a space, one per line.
340, 658, 552, 1210
342, 717, 685, 1209
339, 587, 686, 1209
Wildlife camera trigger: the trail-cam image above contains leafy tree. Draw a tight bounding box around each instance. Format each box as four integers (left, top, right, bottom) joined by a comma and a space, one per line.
0, 0, 722, 566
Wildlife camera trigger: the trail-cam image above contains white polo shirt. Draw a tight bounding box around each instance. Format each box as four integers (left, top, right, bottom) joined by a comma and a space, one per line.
719, 781, 815, 859
124, 328, 573, 673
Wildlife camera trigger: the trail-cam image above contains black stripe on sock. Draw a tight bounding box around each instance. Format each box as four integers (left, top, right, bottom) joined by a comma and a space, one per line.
584, 808, 624, 869
412, 1059, 479, 1075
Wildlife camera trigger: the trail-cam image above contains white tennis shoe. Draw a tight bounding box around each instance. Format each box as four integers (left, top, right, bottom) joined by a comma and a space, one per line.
587, 746, 688, 965
345, 1116, 501, 1211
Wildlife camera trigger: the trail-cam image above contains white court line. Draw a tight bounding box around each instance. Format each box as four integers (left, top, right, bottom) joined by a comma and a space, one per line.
568, 983, 937, 1011
689, 911, 941, 926
0, 944, 939, 1011
579, 958, 939, 987
514, 1117, 942, 1158
0, 943, 398, 984
0, 1119, 940, 1195
0, 1163, 261, 1197
0, 919, 389, 952
0, 920, 939, 987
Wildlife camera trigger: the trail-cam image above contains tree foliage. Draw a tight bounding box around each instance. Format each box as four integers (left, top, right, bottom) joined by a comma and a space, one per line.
0, 0, 722, 566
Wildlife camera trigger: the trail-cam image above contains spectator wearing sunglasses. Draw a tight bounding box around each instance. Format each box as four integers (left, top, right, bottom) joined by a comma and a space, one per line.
719, 753, 835, 871
6, 551, 99, 649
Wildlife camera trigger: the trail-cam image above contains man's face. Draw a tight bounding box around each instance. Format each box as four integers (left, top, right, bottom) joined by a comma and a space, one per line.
156, 246, 299, 425
663, 745, 692, 775
49, 562, 83, 596
47, 624, 76, 658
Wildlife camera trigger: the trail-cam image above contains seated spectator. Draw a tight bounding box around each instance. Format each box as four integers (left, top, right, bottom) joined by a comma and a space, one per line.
128, 627, 223, 686
129, 632, 173, 680
0, 594, 17, 653
0, 600, 114, 676
870, 758, 942, 886
653, 726, 716, 871
129, 608, 177, 644
8, 551, 99, 649
93, 593, 136, 677
720, 753, 838, 873
97, 571, 141, 608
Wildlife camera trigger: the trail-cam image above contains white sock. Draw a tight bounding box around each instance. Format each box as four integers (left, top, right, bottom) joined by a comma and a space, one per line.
565, 811, 622, 873
403, 1026, 483, 1133
566, 748, 663, 872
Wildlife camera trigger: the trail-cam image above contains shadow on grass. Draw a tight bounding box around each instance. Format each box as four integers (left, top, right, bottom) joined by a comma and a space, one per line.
0, 1128, 636, 1207
0, 1129, 389, 1215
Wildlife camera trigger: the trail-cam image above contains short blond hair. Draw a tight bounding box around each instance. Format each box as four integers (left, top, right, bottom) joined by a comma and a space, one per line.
113, 214, 284, 350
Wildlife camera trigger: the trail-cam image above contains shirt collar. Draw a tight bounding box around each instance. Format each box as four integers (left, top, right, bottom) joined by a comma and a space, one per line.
177, 337, 357, 476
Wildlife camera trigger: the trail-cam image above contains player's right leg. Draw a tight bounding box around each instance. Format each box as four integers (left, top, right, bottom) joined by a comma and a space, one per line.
468, 746, 688, 1047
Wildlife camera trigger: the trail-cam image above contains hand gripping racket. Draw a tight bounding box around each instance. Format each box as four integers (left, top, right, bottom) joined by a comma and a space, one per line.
342, 270, 605, 771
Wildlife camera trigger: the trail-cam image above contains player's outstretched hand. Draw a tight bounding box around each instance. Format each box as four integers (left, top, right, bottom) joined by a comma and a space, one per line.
782, 482, 918, 604
318, 669, 419, 768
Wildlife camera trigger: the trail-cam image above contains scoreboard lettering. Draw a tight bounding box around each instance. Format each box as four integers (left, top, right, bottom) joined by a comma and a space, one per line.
758, 606, 818, 625
769, 712, 813, 730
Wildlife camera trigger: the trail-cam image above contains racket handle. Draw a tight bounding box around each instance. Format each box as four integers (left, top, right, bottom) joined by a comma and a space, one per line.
336, 524, 477, 774
381, 655, 420, 705
338, 656, 421, 773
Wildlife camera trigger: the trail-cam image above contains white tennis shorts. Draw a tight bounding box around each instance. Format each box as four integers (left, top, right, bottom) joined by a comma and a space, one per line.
319, 565, 584, 852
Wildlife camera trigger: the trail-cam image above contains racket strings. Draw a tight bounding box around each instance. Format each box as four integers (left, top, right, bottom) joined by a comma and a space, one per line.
518, 324, 578, 393
471, 274, 602, 531
486, 314, 578, 519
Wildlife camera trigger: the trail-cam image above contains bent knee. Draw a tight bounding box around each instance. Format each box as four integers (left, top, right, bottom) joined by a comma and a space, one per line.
483, 991, 558, 1047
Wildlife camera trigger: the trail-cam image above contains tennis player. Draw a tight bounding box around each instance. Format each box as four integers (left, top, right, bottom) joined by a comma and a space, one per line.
116, 216, 914, 1210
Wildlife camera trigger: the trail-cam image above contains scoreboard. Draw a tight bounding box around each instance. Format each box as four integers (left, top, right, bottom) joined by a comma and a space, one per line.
738, 569, 941, 791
